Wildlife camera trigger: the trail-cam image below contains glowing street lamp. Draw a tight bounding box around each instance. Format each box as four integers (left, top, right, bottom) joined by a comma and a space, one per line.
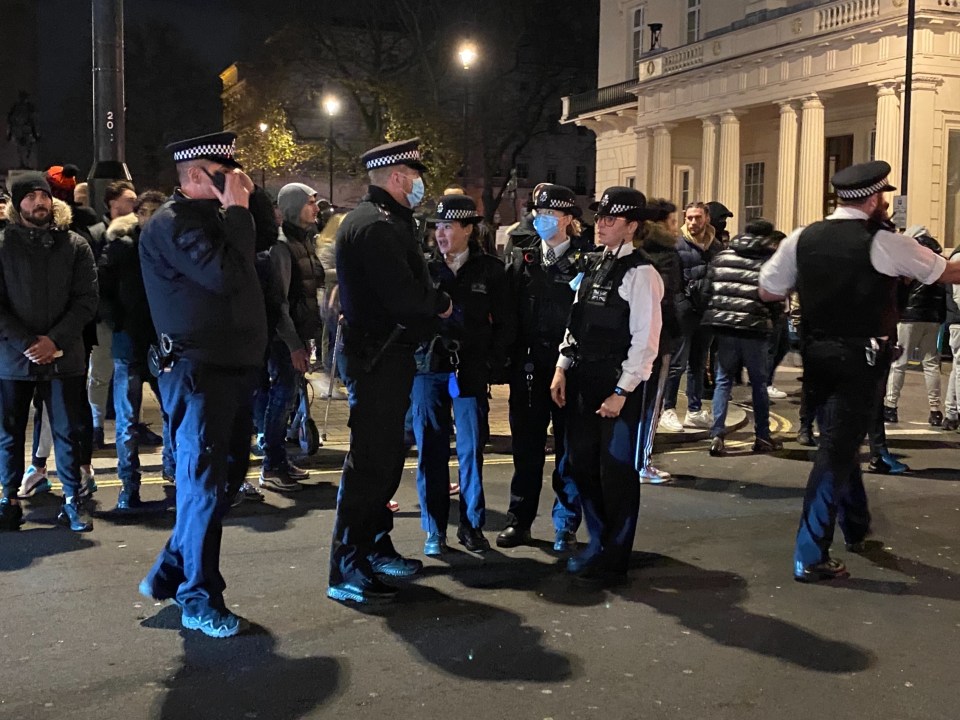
458, 41, 478, 70
323, 96, 341, 200
457, 41, 479, 177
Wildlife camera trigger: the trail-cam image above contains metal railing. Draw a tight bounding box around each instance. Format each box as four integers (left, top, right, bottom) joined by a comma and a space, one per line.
564, 79, 635, 119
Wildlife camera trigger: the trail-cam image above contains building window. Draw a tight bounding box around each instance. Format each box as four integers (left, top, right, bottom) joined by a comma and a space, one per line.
574, 165, 587, 195
632, 6, 645, 67
546, 164, 558, 184
674, 166, 694, 209
515, 162, 529, 179
945, 130, 960, 249
686, 0, 701, 45
744, 161, 765, 220
869, 129, 876, 162
626, 176, 636, 189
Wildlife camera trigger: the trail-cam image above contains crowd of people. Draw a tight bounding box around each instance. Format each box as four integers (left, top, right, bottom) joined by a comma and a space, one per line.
2, 131, 958, 637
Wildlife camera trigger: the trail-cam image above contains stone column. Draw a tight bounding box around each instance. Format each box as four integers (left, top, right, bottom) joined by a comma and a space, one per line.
776, 101, 799, 232
873, 82, 900, 198
716, 110, 741, 233
906, 77, 943, 229
796, 93, 825, 226
699, 115, 718, 202
634, 126, 650, 192
651, 124, 674, 199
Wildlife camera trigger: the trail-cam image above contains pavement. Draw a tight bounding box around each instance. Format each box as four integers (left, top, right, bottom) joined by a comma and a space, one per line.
2, 358, 959, 720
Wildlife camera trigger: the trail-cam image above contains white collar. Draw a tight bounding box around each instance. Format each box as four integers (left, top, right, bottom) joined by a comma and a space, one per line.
601, 242, 635, 259
541, 238, 570, 261
827, 206, 870, 221
444, 247, 470, 273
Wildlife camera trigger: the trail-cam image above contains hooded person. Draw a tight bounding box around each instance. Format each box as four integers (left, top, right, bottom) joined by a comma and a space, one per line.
255, 182, 325, 494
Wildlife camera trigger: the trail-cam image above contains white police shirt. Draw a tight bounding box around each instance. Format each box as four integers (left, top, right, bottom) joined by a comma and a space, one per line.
541, 238, 571, 265
759, 206, 946, 298
556, 243, 664, 392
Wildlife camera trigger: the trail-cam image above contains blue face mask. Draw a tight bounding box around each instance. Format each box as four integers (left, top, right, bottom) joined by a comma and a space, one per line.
533, 213, 560, 240
405, 176, 425, 208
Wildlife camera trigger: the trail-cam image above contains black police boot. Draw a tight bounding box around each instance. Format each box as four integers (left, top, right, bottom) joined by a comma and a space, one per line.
929, 410, 944, 427
457, 525, 491, 553
0, 497, 24, 531
496, 524, 532, 548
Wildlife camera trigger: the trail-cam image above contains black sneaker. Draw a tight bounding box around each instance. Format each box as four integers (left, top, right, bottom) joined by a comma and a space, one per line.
796, 426, 817, 447
709, 437, 725, 457
794, 557, 848, 583
0, 498, 24, 531
92, 426, 108, 450
58, 498, 93, 532
135, 423, 164, 446
882, 406, 898, 423
259, 468, 302, 493
283, 462, 310, 481
753, 437, 783, 453
943, 416, 959, 431
457, 525, 491, 553
929, 410, 944, 427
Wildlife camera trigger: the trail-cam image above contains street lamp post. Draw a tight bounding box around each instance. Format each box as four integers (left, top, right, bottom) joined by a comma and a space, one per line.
458, 41, 478, 179
258, 122, 269, 188
322, 96, 341, 202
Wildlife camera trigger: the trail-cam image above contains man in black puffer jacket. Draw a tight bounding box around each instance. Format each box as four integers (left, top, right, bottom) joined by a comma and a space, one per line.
701, 218, 784, 456
882, 227, 946, 426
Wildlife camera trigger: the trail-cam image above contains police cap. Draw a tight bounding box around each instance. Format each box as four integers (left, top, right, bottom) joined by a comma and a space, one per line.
590, 186, 647, 222
831, 160, 896, 200
530, 183, 582, 218
430, 194, 483, 224
166, 131, 242, 169
360, 137, 427, 173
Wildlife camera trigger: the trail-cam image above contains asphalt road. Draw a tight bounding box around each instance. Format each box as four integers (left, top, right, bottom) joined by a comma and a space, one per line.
2, 364, 959, 720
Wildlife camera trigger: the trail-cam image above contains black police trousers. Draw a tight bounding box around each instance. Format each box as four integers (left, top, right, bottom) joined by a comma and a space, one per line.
330, 347, 416, 586
794, 339, 884, 569
565, 364, 644, 576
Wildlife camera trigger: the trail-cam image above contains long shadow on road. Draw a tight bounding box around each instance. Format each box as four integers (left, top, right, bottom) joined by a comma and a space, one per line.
0, 526, 96, 572
368, 582, 578, 682
608, 552, 875, 674
144, 608, 342, 720
668, 474, 805, 500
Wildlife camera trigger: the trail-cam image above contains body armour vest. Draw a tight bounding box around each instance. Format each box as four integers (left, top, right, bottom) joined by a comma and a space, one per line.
796, 218, 897, 339
511, 245, 580, 348
284, 236, 322, 341
568, 250, 651, 367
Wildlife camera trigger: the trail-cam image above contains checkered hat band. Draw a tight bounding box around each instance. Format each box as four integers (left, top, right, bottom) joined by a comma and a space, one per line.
835, 177, 889, 199
439, 208, 477, 219
544, 198, 575, 209
365, 150, 422, 169
604, 203, 640, 214
172, 142, 236, 162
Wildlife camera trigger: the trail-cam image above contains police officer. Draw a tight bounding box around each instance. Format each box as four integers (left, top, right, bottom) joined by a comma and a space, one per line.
138, 132, 268, 637
496, 183, 585, 552
329, 138, 452, 604
550, 187, 664, 587
413, 194, 514, 556
759, 160, 960, 583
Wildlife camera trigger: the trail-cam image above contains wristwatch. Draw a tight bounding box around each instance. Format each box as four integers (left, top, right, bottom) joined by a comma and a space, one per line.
613, 386, 630, 397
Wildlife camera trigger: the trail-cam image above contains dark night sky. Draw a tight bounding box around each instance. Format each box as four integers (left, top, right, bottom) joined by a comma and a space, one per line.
36, 0, 288, 173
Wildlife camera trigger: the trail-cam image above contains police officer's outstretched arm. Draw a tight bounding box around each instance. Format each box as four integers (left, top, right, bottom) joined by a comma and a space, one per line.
358, 223, 451, 322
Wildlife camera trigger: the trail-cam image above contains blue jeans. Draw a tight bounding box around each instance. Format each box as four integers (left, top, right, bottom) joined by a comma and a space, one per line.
710, 334, 771, 440
663, 320, 713, 412
412, 372, 489, 534
261, 340, 298, 471
114, 360, 174, 489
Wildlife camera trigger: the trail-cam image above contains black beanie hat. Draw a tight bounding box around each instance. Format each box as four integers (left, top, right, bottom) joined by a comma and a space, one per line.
12, 172, 52, 209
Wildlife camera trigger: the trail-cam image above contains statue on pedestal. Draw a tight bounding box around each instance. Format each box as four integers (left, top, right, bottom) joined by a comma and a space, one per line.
7, 91, 40, 169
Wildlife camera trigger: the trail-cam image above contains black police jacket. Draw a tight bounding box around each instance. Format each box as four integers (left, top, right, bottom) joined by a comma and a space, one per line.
417, 245, 516, 396
700, 231, 779, 336
138, 191, 268, 368
336, 186, 450, 350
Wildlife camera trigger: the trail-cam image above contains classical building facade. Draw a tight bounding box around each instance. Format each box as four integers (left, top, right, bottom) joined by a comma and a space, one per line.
563, 0, 960, 244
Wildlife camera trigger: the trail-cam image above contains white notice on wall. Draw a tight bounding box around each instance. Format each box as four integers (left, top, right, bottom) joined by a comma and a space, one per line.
891, 195, 908, 229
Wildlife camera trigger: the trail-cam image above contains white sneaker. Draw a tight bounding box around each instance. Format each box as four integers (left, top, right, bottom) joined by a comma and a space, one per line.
79, 466, 98, 499
19, 465, 51, 498
767, 386, 787, 399
658, 409, 684, 433
639, 465, 672, 484
684, 410, 713, 429
316, 374, 347, 400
